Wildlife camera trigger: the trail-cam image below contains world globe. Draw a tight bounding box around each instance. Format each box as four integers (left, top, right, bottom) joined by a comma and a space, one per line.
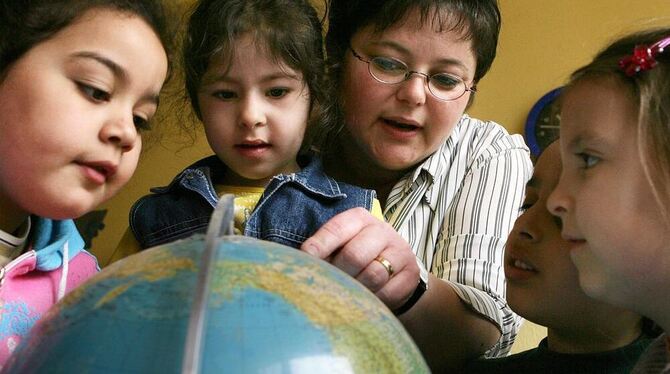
4, 200, 429, 373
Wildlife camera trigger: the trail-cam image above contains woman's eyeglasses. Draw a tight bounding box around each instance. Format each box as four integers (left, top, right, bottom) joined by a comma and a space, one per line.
350, 48, 476, 101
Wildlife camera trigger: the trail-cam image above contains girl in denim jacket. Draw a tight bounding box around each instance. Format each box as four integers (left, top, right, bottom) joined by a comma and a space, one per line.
0, 0, 171, 366
119, 0, 383, 257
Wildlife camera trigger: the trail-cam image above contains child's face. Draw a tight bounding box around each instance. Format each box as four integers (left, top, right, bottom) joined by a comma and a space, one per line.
198, 35, 310, 187
0, 9, 168, 222
506, 142, 639, 332
547, 78, 670, 313
340, 8, 476, 172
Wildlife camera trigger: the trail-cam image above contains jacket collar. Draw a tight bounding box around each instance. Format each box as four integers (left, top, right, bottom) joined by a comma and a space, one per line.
150, 154, 347, 202
268, 157, 348, 199
150, 155, 226, 207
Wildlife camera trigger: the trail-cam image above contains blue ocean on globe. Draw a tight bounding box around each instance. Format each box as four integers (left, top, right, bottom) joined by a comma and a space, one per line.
4, 235, 429, 373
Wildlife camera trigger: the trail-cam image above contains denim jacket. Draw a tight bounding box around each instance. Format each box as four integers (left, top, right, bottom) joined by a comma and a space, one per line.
129, 156, 223, 249
244, 157, 376, 248
130, 155, 376, 249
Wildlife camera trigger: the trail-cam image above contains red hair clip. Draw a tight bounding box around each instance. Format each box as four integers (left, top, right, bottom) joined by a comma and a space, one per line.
619, 35, 670, 77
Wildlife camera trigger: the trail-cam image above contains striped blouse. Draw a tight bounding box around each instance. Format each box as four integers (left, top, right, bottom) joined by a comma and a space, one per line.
384, 114, 533, 357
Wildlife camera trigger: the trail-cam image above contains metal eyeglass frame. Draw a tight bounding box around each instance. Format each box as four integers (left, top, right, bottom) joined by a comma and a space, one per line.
350, 47, 476, 101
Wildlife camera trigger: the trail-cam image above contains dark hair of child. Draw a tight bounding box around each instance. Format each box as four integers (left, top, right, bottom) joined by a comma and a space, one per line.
182, 0, 330, 153
0, 0, 174, 79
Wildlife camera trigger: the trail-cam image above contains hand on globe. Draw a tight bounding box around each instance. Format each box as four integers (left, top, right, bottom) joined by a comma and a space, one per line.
301, 207, 420, 310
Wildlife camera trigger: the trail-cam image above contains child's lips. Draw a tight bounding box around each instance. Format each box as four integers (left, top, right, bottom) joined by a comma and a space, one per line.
566, 239, 587, 252
511, 258, 536, 272
76, 160, 117, 184
561, 232, 587, 249
236, 139, 269, 147
234, 141, 271, 156
504, 252, 538, 282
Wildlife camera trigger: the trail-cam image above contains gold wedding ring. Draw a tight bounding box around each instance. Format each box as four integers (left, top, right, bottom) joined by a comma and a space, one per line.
374, 255, 394, 277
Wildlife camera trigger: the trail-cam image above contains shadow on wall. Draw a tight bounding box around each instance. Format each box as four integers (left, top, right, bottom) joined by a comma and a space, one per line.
75, 210, 107, 249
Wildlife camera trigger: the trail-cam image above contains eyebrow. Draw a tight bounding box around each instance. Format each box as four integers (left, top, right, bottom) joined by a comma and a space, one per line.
564, 132, 609, 152
368, 40, 470, 70
69, 51, 160, 107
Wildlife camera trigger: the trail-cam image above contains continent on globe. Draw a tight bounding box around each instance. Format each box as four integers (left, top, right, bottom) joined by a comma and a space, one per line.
4, 235, 429, 373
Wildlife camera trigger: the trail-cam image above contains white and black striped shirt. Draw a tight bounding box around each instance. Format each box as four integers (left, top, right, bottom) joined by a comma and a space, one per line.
384, 114, 532, 357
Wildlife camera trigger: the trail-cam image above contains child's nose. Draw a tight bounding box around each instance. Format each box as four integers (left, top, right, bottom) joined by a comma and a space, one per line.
239, 95, 266, 129
514, 211, 539, 243
546, 185, 568, 218
101, 114, 138, 152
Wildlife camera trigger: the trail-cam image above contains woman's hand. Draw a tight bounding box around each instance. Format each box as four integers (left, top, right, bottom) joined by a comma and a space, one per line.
301, 207, 420, 310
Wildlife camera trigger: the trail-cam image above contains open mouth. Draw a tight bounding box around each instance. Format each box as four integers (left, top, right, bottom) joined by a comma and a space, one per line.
235, 143, 271, 151
383, 118, 420, 131
91, 165, 110, 177
234, 141, 272, 157
237, 143, 270, 148
505, 255, 538, 281
511, 259, 536, 272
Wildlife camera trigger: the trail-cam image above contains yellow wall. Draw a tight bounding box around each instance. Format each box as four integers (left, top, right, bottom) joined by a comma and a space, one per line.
90, 0, 668, 350
472, 0, 669, 133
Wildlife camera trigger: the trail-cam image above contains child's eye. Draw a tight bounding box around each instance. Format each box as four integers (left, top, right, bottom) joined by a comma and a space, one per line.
267, 87, 290, 98
577, 153, 600, 169
133, 115, 151, 131
78, 83, 111, 102
519, 189, 537, 213
519, 201, 533, 213
213, 90, 237, 100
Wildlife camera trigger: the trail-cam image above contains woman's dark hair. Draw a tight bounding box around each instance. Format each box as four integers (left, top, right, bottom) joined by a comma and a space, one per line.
0, 0, 174, 79
326, 0, 501, 85
317, 0, 500, 155
182, 0, 329, 152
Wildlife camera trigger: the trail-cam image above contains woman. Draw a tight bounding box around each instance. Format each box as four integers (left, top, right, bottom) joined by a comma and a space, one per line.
301, 0, 532, 370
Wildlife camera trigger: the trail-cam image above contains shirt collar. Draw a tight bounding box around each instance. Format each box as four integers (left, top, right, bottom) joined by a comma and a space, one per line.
397, 121, 461, 210
0, 217, 31, 266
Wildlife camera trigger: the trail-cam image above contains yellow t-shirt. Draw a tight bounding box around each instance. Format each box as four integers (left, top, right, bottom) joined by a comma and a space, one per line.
215, 185, 265, 235
370, 199, 384, 221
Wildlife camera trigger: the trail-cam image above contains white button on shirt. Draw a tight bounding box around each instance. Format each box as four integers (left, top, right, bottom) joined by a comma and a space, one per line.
384, 114, 533, 357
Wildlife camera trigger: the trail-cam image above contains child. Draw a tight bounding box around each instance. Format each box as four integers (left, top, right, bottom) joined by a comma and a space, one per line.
464, 141, 658, 373
120, 0, 382, 254
546, 28, 670, 372
0, 0, 171, 366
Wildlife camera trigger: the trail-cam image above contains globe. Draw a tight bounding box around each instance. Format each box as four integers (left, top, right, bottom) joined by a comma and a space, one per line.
4, 235, 429, 373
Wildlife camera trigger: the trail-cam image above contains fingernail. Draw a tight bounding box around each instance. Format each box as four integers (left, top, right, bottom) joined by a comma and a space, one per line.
301, 241, 317, 255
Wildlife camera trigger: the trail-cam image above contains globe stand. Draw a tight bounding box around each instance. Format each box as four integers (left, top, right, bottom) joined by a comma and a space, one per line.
182, 194, 235, 374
